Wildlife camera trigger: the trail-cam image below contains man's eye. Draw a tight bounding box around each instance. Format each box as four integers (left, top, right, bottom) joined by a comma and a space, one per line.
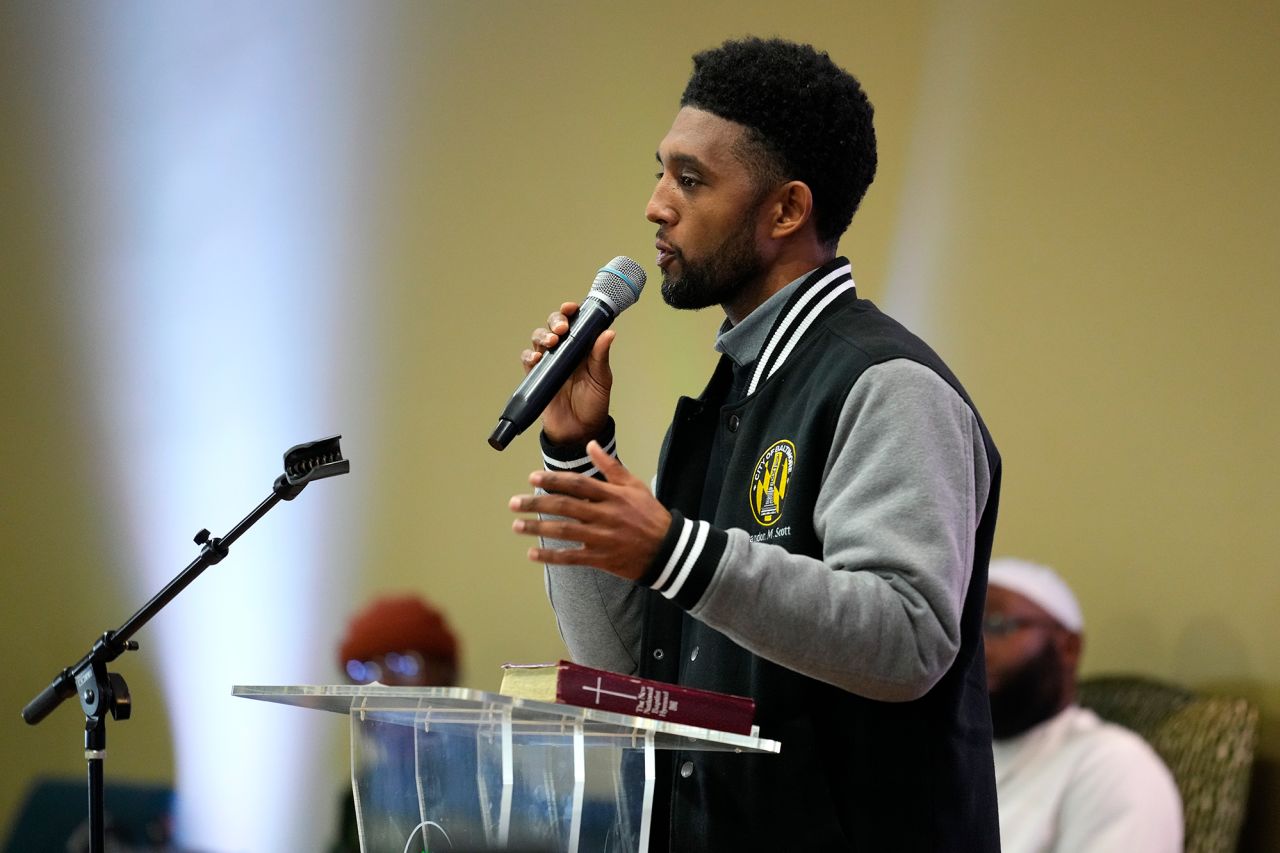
678, 175, 699, 188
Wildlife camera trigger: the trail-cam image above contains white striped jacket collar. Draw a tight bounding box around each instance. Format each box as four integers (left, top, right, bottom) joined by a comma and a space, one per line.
746, 257, 856, 396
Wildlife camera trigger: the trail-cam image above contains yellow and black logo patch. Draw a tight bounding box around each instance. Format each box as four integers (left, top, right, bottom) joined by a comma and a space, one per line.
750, 439, 795, 526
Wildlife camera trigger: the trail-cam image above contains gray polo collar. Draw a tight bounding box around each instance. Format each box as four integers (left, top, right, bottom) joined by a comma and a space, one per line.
713, 270, 812, 368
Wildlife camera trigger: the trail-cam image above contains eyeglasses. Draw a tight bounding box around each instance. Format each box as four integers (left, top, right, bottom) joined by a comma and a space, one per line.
982, 614, 1062, 637
345, 650, 426, 684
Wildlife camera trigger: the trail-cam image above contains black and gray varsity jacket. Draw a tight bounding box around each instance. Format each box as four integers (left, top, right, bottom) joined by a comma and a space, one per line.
542, 256, 1003, 851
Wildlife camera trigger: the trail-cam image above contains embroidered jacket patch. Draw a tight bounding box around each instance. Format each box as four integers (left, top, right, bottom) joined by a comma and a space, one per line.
750, 439, 795, 526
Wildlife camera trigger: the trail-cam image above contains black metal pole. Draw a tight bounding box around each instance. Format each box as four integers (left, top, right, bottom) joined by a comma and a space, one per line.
19, 492, 278, 728
86, 716, 105, 853
111, 489, 283, 649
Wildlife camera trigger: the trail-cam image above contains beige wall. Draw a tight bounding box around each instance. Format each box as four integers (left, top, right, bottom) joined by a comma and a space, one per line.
3, 2, 1277, 848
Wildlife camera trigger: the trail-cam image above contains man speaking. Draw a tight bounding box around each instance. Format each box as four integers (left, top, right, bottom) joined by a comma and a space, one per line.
509, 37, 1002, 850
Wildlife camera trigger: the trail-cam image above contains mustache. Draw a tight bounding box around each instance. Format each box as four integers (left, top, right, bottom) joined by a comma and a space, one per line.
656, 232, 682, 256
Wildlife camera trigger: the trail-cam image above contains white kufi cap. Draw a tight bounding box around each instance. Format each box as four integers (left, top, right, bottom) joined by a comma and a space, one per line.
987, 557, 1084, 632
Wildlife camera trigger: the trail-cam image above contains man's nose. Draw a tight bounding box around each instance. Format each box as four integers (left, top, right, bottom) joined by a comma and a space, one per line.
646, 183, 674, 225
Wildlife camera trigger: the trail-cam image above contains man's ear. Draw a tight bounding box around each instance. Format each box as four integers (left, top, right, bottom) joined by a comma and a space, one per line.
1059, 630, 1083, 673
767, 180, 815, 239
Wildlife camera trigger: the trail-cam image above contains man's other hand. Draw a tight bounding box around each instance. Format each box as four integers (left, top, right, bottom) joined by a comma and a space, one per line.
510, 441, 671, 581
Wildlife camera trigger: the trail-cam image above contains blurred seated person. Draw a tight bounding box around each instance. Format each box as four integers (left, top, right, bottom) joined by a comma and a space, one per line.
330, 594, 460, 853
339, 593, 460, 687
984, 557, 1182, 853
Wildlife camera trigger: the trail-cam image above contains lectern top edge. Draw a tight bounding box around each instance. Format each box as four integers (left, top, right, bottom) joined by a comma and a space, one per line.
233, 684, 781, 754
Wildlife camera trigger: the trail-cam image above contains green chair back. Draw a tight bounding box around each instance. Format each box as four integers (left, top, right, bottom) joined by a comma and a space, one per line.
1079, 675, 1258, 853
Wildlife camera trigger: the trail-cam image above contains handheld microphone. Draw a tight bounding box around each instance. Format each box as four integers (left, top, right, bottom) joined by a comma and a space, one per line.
489, 256, 646, 451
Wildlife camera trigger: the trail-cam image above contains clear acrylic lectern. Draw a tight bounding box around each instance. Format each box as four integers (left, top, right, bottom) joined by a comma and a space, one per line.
234, 685, 780, 853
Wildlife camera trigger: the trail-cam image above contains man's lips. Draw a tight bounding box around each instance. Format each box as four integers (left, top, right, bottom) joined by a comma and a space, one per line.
655, 238, 679, 269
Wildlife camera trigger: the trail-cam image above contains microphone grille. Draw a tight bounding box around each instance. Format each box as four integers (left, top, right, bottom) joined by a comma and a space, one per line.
589, 256, 647, 314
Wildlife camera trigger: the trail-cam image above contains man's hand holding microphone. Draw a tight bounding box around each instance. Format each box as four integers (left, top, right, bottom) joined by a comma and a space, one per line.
496, 258, 672, 582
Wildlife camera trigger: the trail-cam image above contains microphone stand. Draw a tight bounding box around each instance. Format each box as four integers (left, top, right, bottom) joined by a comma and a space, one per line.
20, 436, 350, 853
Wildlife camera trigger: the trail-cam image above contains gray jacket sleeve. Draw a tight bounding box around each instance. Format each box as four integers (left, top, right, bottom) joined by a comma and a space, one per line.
689, 359, 991, 701
544, 563, 644, 675
540, 431, 646, 674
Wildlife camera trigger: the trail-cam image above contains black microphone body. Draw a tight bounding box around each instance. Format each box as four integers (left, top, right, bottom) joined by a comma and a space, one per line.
489, 257, 645, 451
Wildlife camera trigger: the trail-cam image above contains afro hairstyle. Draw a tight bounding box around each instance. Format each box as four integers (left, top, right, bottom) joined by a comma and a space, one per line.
680, 37, 877, 247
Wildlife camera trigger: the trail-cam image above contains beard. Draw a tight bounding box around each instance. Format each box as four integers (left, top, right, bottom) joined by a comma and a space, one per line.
660, 215, 765, 311
988, 641, 1069, 740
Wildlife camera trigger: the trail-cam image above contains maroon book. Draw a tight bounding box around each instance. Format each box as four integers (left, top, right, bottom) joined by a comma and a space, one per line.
501, 660, 756, 736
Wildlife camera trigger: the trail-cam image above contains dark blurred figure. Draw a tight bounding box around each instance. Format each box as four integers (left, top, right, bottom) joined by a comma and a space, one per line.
984, 557, 1182, 853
